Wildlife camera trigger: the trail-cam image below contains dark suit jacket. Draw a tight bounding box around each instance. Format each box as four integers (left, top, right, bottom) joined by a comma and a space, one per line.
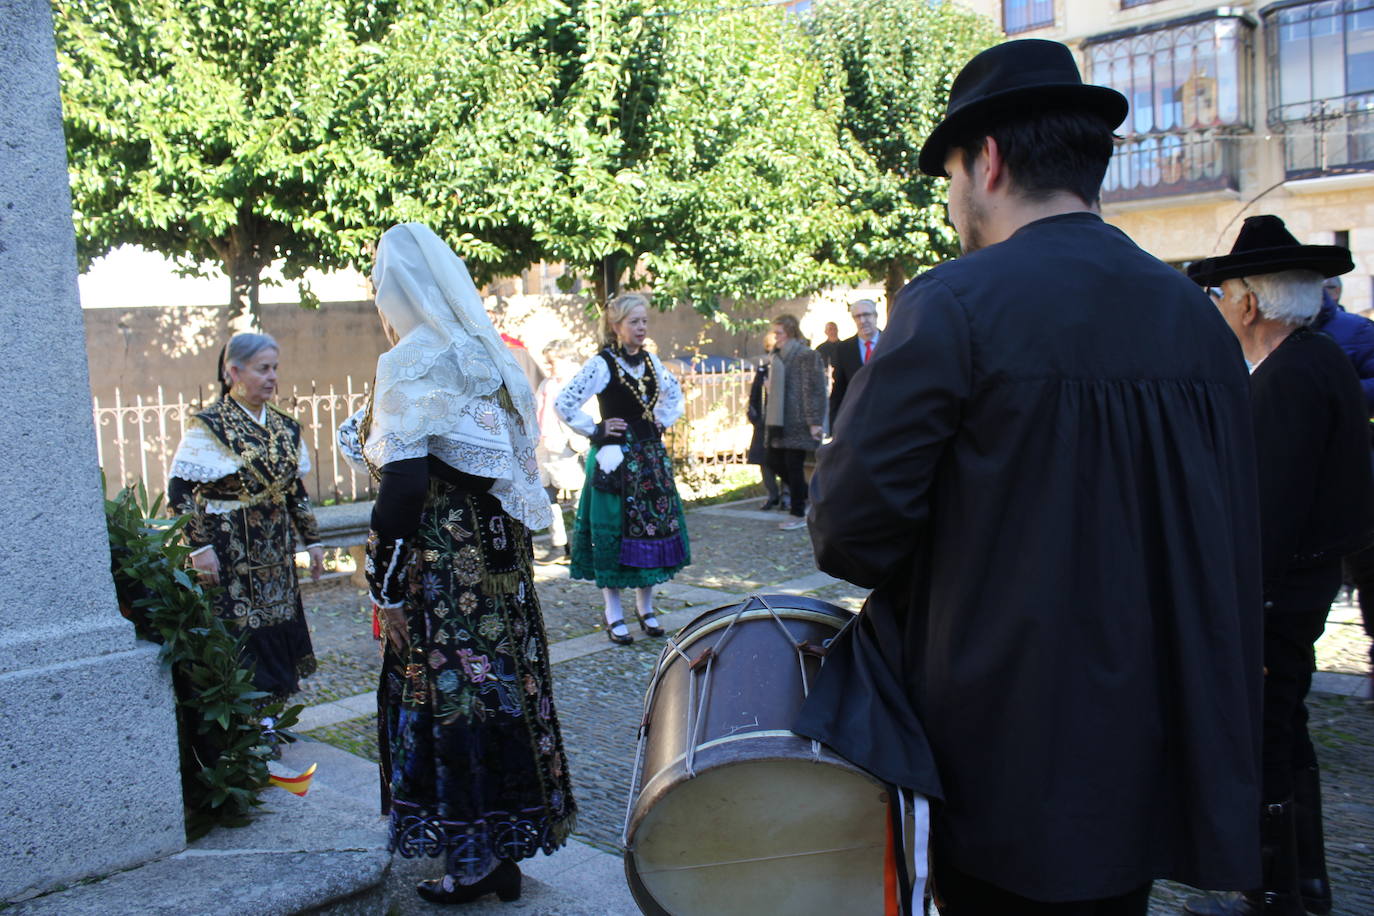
827, 335, 865, 426
1253, 328, 1374, 612
796, 212, 1263, 900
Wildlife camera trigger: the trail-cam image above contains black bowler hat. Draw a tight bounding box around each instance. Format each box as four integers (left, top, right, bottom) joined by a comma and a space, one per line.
1186, 215, 1353, 286
918, 39, 1128, 178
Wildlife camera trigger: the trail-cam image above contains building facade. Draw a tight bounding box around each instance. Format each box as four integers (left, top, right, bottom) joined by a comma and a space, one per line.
961, 0, 1374, 314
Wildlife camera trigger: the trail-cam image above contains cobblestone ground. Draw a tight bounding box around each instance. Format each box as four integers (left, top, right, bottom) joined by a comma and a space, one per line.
297, 502, 1374, 913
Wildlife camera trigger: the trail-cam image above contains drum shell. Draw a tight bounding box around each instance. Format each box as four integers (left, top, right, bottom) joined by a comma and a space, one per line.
624, 595, 889, 916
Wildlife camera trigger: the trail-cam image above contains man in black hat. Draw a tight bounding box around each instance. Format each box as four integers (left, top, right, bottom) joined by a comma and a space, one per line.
795, 39, 1265, 914
1182, 216, 1373, 916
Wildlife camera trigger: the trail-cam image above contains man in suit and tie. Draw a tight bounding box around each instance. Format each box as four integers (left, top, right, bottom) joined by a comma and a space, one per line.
827, 298, 881, 427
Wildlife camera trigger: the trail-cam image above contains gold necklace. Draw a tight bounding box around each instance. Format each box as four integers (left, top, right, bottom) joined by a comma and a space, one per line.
612, 350, 657, 423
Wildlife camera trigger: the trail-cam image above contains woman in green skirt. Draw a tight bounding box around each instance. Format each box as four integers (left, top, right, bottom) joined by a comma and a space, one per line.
555, 293, 691, 644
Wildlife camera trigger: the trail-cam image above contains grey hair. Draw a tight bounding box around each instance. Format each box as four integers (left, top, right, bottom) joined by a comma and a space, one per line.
225, 332, 279, 368
849, 298, 878, 314
1242, 270, 1324, 326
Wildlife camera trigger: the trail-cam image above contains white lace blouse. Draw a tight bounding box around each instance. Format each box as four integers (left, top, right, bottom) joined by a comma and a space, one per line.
554, 350, 685, 436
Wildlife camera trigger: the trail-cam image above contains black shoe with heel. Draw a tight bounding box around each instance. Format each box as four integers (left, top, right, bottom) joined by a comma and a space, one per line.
639, 615, 665, 637
606, 618, 633, 645
416, 860, 522, 904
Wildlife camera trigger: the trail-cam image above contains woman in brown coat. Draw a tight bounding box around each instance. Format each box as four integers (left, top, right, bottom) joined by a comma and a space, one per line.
765, 313, 826, 531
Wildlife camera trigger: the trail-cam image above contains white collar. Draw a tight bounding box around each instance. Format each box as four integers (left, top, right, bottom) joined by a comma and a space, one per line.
231, 397, 268, 426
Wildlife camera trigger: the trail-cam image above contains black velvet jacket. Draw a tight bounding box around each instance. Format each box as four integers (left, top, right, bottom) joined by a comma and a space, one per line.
796, 213, 1265, 901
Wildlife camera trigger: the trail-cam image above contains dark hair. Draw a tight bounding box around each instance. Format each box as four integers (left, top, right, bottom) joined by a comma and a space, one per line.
954, 107, 1116, 206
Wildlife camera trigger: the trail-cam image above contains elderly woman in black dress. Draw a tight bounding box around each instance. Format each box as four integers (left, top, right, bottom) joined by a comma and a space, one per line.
168, 332, 324, 702
338, 223, 576, 905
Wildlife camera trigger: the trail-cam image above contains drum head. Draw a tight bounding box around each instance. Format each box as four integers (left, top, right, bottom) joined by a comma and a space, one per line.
626, 756, 888, 915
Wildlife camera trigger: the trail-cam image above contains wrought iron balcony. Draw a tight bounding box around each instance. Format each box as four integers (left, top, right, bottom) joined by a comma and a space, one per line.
1271, 95, 1374, 180
1101, 129, 1240, 204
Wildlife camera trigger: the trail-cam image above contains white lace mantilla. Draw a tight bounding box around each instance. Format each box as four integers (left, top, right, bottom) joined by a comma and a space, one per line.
336, 405, 550, 532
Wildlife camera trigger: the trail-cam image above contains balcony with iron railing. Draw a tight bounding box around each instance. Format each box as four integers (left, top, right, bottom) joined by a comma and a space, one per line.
1272, 95, 1374, 180
1101, 129, 1242, 204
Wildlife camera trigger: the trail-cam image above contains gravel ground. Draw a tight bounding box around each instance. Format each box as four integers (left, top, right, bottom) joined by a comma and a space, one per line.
296, 501, 1374, 912
674, 505, 823, 591
296, 579, 377, 708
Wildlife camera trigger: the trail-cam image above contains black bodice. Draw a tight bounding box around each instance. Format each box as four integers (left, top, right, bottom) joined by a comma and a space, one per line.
596, 350, 661, 442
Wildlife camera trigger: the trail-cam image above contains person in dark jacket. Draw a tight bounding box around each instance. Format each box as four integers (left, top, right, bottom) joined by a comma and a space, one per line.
795, 40, 1264, 915
1184, 216, 1374, 916
826, 299, 881, 427
1314, 276, 1374, 414
1314, 274, 1374, 728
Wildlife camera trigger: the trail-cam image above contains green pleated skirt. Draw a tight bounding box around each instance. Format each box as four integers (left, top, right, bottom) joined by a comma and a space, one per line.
569, 442, 691, 589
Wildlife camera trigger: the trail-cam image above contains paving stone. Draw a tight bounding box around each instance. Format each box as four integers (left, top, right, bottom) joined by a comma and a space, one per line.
296, 508, 1374, 912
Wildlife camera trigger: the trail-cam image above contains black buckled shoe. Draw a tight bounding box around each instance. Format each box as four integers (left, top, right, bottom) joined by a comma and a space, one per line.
416, 860, 521, 904
606, 618, 633, 645
639, 615, 665, 637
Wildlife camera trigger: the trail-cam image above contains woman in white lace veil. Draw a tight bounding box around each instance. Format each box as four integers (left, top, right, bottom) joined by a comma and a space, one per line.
343, 223, 549, 530
338, 224, 574, 905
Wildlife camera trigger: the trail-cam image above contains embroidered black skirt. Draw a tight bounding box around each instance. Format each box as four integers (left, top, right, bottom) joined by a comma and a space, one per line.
378, 478, 576, 879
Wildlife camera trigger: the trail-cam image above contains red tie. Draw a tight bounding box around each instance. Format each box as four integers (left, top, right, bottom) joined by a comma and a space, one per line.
863, 340, 872, 364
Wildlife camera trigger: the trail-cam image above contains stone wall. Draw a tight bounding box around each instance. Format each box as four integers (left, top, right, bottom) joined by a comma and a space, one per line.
0, 0, 184, 901
83, 286, 886, 406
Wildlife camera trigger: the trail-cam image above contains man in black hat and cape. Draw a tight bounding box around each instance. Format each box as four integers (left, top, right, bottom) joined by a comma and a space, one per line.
795, 39, 1264, 913
1181, 216, 1373, 916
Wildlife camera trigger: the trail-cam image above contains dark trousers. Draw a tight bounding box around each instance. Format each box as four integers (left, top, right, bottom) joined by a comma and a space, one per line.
759, 465, 781, 501
1262, 609, 1330, 802
1344, 540, 1374, 669
934, 862, 1151, 915
767, 447, 808, 517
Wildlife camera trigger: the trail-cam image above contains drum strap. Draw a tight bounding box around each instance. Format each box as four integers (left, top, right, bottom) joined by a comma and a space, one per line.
887, 788, 931, 915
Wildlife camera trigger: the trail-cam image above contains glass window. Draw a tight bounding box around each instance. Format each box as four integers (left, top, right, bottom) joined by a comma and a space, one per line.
1266, 1, 1374, 174
1270, 1, 1374, 116
1085, 14, 1253, 200
1087, 16, 1253, 136
1003, 0, 1053, 34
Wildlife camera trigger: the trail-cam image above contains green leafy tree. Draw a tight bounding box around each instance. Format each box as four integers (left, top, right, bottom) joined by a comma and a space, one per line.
807, 0, 1000, 310
386, 0, 858, 323
54, 0, 406, 326
499, 0, 858, 323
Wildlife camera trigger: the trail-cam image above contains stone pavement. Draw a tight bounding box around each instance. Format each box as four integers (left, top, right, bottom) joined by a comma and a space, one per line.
290, 496, 1374, 914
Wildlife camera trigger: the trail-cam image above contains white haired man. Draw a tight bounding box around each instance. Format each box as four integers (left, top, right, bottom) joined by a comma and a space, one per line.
826, 299, 881, 427
1186, 215, 1374, 916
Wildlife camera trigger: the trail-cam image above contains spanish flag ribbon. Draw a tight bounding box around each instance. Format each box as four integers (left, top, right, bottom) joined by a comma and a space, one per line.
268, 762, 317, 797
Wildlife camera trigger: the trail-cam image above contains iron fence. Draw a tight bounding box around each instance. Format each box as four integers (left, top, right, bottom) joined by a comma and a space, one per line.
93, 368, 757, 503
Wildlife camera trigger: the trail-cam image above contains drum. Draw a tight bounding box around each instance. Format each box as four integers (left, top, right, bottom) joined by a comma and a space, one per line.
623, 594, 891, 915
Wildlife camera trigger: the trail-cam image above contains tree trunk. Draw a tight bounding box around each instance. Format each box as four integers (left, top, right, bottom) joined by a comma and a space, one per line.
226, 258, 261, 334
592, 252, 623, 306
884, 260, 906, 319
212, 208, 271, 333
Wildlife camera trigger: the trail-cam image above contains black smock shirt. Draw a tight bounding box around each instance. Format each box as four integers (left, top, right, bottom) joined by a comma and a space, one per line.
796, 212, 1265, 901
1251, 328, 1374, 612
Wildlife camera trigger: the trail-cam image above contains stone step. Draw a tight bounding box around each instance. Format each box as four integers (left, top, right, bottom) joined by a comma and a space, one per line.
10, 775, 388, 916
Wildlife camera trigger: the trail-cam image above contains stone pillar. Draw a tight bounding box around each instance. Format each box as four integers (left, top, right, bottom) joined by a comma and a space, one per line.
0, 0, 184, 901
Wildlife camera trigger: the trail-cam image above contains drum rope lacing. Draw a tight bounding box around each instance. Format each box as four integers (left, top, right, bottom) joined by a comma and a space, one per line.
623, 594, 830, 847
